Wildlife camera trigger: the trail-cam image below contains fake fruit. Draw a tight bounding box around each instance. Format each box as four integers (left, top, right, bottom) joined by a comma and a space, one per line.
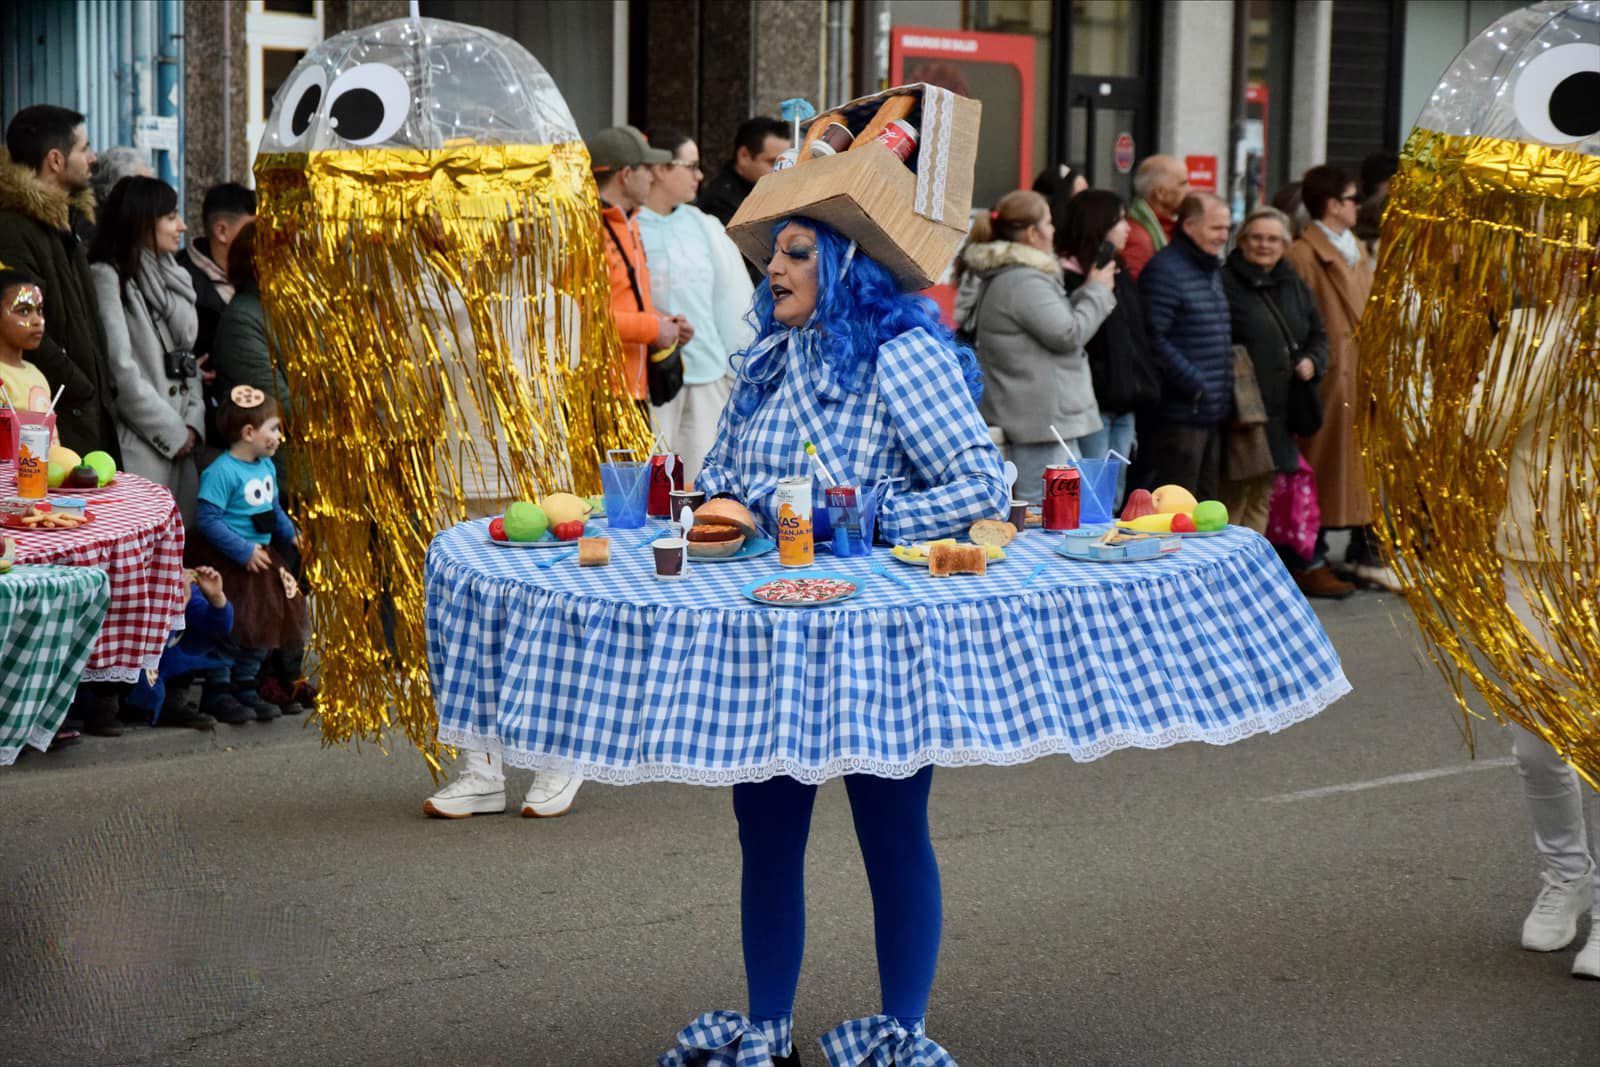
82, 450, 117, 486
539, 492, 591, 528
1192, 500, 1229, 532
48, 444, 81, 470
65, 464, 100, 489
47, 460, 73, 488
1117, 512, 1175, 534
1120, 488, 1156, 521
1170, 512, 1197, 533
1151, 484, 1197, 515
552, 519, 586, 541
503, 501, 548, 542
489, 517, 508, 541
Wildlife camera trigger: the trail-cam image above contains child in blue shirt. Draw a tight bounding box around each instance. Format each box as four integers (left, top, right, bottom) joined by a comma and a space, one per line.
190, 386, 307, 724
126, 566, 234, 729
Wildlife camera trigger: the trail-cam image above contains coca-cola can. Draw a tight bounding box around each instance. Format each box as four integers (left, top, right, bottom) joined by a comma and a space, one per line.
648, 453, 684, 518
1042, 465, 1080, 531
874, 119, 919, 163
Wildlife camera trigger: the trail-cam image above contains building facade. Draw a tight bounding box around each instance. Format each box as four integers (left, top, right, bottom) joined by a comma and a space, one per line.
0, 0, 1528, 227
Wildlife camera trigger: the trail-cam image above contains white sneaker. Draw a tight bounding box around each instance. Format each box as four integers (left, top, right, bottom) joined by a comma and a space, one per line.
521, 771, 582, 818
1353, 562, 1406, 593
422, 774, 507, 819
1521, 868, 1595, 951
1574, 921, 1599, 979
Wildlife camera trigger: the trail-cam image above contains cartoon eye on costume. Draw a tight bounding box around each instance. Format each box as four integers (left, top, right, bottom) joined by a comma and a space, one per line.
325, 64, 411, 146
242, 478, 273, 507
278, 65, 329, 146
1511, 43, 1600, 145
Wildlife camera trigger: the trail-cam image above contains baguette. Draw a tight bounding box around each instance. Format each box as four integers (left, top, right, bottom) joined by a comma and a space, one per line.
968, 519, 1016, 548
800, 110, 847, 158
928, 543, 986, 577
849, 95, 916, 150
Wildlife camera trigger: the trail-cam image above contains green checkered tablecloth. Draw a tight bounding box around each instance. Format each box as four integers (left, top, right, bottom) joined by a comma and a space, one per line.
0, 564, 110, 765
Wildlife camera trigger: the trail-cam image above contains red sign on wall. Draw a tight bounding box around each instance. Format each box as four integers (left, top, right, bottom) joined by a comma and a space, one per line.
1186, 154, 1218, 193
1114, 133, 1135, 174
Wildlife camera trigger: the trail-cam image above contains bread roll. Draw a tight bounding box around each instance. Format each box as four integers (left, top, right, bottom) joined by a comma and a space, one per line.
928, 543, 986, 577
968, 519, 1016, 547
692, 498, 758, 538
800, 110, 848, 157
578, 537, 611, 567
849, 95, 916, 150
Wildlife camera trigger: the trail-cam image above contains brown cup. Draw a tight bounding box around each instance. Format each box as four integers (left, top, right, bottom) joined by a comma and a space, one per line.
652, 538, 687, 579
669, 489, 706, 521
817, 121, 853, 155
1009, 500, 1029, 529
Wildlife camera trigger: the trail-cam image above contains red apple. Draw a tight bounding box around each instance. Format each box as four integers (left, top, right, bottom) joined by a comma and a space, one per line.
1120, 489, 1156, 521
489, 517, 508, 541
1170, 512, 1197, 533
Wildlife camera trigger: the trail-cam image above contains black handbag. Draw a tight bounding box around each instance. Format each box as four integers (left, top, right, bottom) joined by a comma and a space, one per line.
602, 214, 683, 406
1260, 288, 1324, 437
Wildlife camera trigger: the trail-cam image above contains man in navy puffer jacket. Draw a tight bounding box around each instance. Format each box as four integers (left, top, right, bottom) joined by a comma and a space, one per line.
1139, 192, 1235, 499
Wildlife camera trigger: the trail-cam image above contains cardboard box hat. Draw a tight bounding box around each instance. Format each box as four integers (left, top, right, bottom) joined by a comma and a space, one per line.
726, 84, 981, 291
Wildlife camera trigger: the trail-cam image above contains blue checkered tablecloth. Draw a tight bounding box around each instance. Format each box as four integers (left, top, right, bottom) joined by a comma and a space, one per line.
425, 520, 1350, 785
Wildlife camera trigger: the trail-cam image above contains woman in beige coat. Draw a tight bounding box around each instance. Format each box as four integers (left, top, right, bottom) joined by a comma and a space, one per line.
1286, 165, 1399, 592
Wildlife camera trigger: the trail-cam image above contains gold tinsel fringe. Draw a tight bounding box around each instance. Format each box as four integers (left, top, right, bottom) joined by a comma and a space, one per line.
1360, 129, 1600, 788
254, 142, 652, 775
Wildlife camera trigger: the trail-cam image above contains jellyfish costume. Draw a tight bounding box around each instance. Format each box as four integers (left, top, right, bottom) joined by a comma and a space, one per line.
1360, 0, 1598, 785
253, 17, 650, 767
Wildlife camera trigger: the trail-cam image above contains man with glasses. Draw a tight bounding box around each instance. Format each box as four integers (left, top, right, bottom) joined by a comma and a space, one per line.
1286, 165, 1399, 593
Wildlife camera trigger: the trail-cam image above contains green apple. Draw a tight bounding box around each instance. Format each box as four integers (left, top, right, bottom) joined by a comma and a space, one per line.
1192, 499, 1229, 531
503, 501, 548, 542
82, 450, 117, 486
47, 459, 73, 488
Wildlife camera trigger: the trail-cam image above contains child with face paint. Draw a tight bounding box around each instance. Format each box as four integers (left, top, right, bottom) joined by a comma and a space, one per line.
0, 268, 52, 414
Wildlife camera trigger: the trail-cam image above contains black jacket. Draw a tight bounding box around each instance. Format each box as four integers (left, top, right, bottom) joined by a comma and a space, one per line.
1139, 227, 1234, 426
0, 151, 120, 461
696, 162, 763, 283
1063, 260, 1162, 415
1221, 248, 1329, 472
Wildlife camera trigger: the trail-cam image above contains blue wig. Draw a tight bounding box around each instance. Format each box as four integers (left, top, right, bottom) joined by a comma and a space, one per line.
729, 218, 983, 420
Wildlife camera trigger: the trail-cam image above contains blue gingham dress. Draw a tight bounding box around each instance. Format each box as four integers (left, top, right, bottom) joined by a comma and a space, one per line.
425, 326, 1350, 786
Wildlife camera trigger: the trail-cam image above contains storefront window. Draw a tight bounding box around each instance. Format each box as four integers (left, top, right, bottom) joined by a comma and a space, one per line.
1246, 0, 1296, 202
1071, 0, 1144, 78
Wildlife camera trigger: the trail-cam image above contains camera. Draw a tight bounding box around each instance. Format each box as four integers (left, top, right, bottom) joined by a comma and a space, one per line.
163, 348, 198, 380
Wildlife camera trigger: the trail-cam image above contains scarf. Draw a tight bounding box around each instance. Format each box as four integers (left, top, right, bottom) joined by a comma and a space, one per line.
1128, 197, 1169, 255
1315, 221, 1362, 267
135, 249, 199, 350
186, 240, 235, 304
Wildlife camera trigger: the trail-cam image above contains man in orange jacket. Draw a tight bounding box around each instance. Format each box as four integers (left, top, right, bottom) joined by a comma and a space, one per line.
588, 125, 693, 408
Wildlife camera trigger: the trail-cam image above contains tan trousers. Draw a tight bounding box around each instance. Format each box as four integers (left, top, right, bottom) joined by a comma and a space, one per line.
1221, 472, 1275, 533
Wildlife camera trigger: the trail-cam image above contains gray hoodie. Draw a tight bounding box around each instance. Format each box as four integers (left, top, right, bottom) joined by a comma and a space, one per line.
955, 240, 1115, 445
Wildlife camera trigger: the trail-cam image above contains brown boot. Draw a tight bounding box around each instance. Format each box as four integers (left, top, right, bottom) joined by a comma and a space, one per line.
1295, 565, 1356, 600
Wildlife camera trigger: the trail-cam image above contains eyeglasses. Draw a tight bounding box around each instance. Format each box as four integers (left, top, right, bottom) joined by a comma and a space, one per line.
665, 160, 703, 173
1340, 194, 1362, 203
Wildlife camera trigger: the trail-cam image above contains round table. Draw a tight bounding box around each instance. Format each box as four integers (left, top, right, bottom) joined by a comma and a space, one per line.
425, 520, 1350, 784
0, 564, 110, 764
1, 469, 187, 683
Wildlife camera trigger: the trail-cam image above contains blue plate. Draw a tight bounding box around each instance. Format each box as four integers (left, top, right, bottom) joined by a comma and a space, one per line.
693, 536, 777, 563
740, 570, 860, 607
489, 519, 606, 548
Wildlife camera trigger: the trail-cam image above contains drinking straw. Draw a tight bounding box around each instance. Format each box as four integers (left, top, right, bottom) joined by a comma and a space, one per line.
0, 382, 14, 408
42, 384, 65, 418
1048, 424, 1079, 462
803, 441, 836, 487
1107, 448, 1132, 466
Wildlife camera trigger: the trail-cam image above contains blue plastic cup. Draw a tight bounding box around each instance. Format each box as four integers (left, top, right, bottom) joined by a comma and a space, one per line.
600, 460, 650, 529
826, 483, 880, 557
1074, 456, 1125, 526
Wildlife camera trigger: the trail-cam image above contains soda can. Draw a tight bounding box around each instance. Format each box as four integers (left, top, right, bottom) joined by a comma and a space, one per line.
874, 119, 919, 163
1042, 465, 1080, 531
647, 453, 684, 518
772, 147, 800, 172
775, 474, 815, 567
16, 422, 50, 499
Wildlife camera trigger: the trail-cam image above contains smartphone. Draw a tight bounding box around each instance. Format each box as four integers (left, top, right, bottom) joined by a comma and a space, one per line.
1093, 240, 1117, 270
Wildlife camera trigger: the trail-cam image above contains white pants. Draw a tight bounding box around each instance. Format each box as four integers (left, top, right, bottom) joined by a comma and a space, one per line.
650, 375, 734, 486
1505, 566, 1600, 910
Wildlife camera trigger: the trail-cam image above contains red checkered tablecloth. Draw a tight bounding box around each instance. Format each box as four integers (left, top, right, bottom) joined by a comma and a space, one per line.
2, 469, 186, 683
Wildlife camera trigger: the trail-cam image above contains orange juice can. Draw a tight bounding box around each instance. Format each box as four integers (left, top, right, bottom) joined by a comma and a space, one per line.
775, 474, 814, 567
16, 423, 49, 499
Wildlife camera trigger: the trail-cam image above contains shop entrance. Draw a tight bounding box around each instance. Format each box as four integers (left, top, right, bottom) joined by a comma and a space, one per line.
1052, 0, 1159, 201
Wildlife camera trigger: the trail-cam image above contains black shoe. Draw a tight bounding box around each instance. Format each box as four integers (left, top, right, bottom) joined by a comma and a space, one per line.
278, 699, 307, 716
62, 716, 84, 732
239, 689, 282, 722
83, 714, 123, 738
157, 705, 216, 730
204, 692, 253, 725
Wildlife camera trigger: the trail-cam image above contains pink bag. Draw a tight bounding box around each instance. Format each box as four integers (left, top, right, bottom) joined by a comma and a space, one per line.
1266, 454, 1320, 562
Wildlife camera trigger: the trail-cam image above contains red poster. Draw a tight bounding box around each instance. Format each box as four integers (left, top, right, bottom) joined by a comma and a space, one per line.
1186, 154, 1217, 193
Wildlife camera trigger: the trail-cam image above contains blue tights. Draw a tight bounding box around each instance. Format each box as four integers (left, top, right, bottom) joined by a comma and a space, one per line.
732, 767, 941, 1031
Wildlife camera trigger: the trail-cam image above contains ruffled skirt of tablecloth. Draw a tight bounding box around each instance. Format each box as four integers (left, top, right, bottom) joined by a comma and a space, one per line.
425, 537, 1351, 787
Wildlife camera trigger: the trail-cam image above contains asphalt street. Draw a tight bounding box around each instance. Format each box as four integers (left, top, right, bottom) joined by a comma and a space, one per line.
2, 590, 1595, 1066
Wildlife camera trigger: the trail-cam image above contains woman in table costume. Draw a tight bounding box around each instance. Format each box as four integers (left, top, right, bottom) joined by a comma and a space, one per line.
666, 217, 1008, 1067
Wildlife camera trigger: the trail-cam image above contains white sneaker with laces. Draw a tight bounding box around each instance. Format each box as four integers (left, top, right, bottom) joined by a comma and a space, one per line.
1521, 868, 1595, 951
1574, 921, 1599, 979
422, 773, 507, 819
521, 770, 582, 818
